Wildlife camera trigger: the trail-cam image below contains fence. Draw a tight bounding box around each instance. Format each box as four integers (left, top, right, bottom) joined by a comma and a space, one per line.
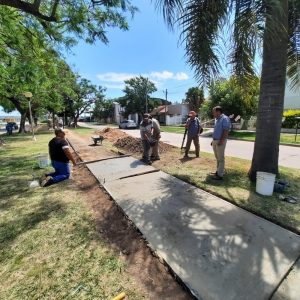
165, 115, 186, 126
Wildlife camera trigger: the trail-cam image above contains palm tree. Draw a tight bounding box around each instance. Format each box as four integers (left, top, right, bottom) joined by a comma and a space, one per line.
185, 86, 205, 113
155, 0, 299, 181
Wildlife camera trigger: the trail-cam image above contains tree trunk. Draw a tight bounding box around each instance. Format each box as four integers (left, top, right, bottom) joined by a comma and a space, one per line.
248, 0, 289, 181
19, 112, 27, 133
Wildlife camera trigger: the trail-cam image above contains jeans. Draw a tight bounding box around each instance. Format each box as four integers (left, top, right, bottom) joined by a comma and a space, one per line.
47, 161, 70, 183
142, 140, 150, 160
212, 139, 227, 177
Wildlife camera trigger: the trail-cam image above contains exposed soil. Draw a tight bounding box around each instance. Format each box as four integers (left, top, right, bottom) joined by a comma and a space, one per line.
96, 127, 175, 155
66, 130, 193, 300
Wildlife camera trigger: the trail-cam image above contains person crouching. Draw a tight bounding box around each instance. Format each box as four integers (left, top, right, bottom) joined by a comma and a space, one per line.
41, 128, 76, 187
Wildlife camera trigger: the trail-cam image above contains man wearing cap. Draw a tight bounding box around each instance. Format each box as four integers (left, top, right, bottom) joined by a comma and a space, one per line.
184, 111, 202, 158
211, 106, 231, 180
148, 114, 161, 160
140, 114, 153, 164
41, 128, 76, 187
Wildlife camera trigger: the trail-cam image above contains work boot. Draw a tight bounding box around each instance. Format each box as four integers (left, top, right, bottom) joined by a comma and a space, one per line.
41, 176, 54, 187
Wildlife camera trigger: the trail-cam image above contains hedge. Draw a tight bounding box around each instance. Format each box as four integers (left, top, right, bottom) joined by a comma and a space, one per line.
282, 109, 300, 128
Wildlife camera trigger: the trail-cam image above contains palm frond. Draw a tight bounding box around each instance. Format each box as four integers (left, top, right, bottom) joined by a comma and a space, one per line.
178, 0, 230, 86
154, 0, 183, 30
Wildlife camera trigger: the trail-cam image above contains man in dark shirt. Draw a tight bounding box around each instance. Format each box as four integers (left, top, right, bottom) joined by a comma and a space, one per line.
41, 128, 76, 187
184, 111, 202, 158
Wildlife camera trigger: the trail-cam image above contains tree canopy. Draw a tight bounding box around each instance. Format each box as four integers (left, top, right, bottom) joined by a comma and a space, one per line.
119, 76, 160, 119
184, 87, 204, 113
201, 77, 259, 120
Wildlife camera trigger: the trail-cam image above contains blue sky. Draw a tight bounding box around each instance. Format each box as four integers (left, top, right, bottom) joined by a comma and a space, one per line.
65, 0, 201, 103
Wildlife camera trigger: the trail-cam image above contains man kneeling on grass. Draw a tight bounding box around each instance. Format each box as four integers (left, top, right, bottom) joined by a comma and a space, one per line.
41, 128, 76, 187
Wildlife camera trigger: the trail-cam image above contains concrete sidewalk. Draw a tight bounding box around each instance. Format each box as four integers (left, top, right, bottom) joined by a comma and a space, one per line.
79, 123, 300, 169
86, 156, 300, 300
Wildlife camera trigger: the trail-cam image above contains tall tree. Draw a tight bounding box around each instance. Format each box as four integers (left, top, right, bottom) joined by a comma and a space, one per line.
185, 86, 205, 113
119, 76, 160, 121
201, 77, 259, 120
71, 78, 106, 126
93, 98, 115, 123
156, 0, 299, 181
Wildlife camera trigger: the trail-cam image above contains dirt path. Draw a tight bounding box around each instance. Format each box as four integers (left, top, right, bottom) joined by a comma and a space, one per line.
66, 130, 194, 300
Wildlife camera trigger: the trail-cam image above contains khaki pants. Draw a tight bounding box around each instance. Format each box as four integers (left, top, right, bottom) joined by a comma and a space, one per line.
185, 136, 200, 156
212, 139, 227, 177
151, 131, 160, 158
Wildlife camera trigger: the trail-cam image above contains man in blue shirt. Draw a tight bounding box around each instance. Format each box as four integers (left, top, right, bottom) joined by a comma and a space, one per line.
211, 106, 231, 180
140, 114, 153, 165
184, 111, 202, 158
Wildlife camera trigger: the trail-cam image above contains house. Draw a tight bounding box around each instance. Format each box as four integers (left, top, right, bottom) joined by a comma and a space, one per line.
150, 103, 190, 125
113, 102, 138, 124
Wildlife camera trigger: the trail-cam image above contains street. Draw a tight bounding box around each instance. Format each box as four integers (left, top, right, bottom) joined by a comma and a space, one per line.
78, 122, 300, 169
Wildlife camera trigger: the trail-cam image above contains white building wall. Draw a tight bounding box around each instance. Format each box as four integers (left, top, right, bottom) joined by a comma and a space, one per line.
284, 84, 300, 110
166, 115, 185, 126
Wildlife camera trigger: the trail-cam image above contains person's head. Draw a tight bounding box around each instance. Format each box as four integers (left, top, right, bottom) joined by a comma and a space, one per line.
55, 128, 66, 138
148, 114, 153, 119
212, 106, 222, 118
143, 114, 149, 123
189, 111, 196, 119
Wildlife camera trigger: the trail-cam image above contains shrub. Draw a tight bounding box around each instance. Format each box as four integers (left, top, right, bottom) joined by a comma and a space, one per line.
282, 109, 300, 128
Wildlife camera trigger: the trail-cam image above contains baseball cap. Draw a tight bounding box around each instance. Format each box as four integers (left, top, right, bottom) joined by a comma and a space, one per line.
55, 128, 65, 135
189, 111, 196, 117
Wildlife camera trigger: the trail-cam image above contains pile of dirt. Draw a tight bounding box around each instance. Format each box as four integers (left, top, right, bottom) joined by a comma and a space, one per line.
95, 127, 128, 142
114, 135, 175, 154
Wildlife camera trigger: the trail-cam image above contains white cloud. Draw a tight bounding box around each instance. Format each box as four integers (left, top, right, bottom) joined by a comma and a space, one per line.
174, 72, 189, 80
97, 72, 137, 82
96, 71, 189, 89
150, 71, 174, 80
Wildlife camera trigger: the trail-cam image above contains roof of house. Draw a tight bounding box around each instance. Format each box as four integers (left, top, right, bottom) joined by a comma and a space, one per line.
150, 105, 168, 115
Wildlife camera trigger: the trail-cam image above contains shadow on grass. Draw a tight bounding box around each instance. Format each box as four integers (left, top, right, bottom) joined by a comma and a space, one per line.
0, 198, 67, 260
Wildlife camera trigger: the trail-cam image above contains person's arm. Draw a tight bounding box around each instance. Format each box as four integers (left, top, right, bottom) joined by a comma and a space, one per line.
197, 119, 201, 136
140, 127, 150, 141
63, 148, 76, 165
217, 117, 230, 146
217, 130, 229, 146
185, 118, 191, 129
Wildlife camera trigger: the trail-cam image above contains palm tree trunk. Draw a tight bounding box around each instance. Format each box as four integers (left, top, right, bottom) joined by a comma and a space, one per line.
248, 0, 289, 181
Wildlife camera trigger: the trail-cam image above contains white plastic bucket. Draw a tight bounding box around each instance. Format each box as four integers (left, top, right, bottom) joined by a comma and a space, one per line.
256, 172, 276, 196
37, 154, 50, 168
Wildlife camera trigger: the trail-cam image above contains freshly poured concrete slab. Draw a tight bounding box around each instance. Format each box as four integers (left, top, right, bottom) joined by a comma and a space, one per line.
86, 156, 155, 183
271, 258, 300, 300
101, 170, 300, 300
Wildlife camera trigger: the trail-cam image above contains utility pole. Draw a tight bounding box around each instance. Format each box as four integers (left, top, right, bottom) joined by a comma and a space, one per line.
165, 89, 168, 125
145, 78, 148, 113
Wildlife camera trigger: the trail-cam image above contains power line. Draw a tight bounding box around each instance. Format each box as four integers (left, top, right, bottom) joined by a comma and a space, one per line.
166, 82, 197, 91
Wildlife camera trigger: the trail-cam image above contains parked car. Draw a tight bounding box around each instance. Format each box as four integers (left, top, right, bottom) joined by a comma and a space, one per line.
7, 122, 18, 129
119, 120, 137, 129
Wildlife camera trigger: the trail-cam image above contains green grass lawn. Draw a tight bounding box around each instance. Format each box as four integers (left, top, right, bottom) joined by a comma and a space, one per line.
0, 131, 143, 299
161, 126, 211, 134
228, 131, 300, 144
